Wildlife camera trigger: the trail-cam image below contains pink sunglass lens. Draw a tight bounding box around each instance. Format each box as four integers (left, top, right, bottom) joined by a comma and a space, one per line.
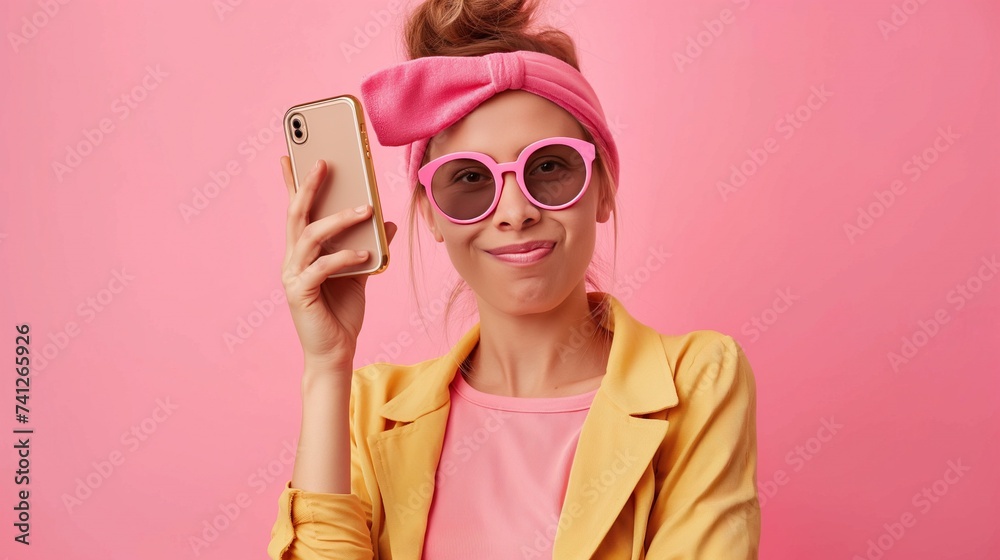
430, 159, 496, 221
523, 144, 588, 207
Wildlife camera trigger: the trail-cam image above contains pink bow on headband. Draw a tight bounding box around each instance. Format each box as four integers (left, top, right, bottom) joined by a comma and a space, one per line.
359, 50, 619, 193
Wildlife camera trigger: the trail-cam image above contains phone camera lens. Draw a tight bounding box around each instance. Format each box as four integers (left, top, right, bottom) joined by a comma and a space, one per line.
294, 129, 303, 138
292, 119, 301, 129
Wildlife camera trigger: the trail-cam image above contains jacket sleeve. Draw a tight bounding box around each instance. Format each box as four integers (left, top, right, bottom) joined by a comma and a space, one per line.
267, 373, 376, 560
644, 334, 761, 559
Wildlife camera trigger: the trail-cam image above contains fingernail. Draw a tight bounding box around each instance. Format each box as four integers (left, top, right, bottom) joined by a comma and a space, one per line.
312, 160, 321, 172
354, 204, 368, 214
356, 250, 369, 258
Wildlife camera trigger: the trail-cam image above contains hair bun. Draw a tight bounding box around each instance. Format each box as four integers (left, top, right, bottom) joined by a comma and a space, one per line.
404, 0, 579, 69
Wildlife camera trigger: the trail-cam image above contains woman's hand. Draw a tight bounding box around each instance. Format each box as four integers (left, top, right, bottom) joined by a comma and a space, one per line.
279, 156, 397, 374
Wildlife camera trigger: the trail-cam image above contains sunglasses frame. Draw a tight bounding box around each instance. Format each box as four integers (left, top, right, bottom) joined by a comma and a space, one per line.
417, 136, 597, 224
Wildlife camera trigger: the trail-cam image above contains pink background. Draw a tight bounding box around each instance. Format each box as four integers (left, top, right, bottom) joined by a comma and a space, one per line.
2, 0, 998, 558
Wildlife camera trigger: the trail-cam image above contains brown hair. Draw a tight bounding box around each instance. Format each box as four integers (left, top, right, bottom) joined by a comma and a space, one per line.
401, 0, 621, 343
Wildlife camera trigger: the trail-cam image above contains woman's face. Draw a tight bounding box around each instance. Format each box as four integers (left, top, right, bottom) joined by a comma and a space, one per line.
418, 90, 612, 315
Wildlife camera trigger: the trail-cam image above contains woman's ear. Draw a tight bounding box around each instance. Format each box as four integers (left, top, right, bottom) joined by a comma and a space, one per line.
596, 180, 613, 224
417, 193, 445, 242
597, 195, 612, 223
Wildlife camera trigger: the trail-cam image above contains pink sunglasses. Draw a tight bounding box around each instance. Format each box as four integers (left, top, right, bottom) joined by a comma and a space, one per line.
417, 136, 596, 224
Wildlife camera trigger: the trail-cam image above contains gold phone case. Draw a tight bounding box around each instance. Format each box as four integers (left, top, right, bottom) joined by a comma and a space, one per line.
283, 94, 389, 277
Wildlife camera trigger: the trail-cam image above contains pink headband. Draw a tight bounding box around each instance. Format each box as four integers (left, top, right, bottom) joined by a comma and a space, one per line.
358, 50, 619, 193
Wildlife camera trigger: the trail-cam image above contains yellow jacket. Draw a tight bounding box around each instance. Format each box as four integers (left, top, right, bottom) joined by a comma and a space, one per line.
268, 292, 761, 559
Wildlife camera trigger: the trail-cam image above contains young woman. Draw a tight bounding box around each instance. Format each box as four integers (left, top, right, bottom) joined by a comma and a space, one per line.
268, 1, 760, 558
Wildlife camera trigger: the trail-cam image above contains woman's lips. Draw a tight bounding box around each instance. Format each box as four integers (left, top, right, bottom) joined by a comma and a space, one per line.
488, 244, 555, 265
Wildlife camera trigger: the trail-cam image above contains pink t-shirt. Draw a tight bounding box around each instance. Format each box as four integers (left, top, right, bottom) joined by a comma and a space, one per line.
422, 370, 598, 559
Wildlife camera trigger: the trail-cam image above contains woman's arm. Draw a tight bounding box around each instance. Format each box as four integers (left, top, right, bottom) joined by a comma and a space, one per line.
644, 334, 761, 559
267, 368, 375, 560
268, 153, 399, 559
293, 370, 354, 493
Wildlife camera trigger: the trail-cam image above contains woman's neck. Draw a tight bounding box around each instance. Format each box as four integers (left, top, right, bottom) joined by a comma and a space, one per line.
461, 290, 612, 398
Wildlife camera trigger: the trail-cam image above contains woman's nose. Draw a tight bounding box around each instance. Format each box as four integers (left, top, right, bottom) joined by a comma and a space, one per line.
491, 171, 541, 228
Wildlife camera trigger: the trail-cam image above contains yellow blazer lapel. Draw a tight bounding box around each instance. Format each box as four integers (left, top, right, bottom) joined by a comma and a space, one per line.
369, 322, 481, 560
551, 293, 680, 559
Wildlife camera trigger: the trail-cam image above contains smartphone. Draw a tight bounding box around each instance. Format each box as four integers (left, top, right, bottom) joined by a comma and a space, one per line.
283, 94, 389, 277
